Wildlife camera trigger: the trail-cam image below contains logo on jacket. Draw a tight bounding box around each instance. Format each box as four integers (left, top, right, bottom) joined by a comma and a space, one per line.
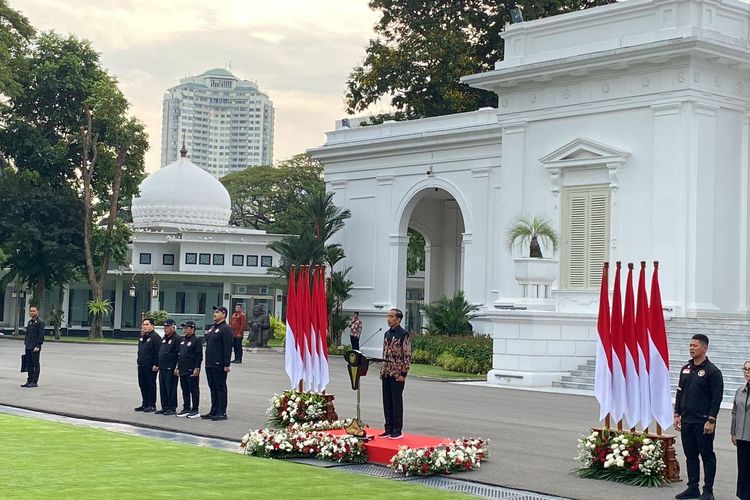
697, 370, 705, 377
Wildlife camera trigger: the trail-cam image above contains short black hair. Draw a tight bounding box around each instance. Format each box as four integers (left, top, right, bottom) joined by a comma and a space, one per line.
691, 334, 709, 346
390, 308, 403, 320
143, 318, 155, 326
353, 311, 359, 316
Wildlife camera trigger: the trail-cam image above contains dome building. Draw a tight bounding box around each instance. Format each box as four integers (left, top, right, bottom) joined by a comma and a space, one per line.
45, 148, 284, 336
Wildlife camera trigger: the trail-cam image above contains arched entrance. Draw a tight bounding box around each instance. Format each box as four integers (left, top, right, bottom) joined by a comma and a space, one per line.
396, 187, 467, 332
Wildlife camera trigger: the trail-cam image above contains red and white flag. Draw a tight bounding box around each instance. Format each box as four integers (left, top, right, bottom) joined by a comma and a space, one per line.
313, 267, 330, 391
284, 266, 303, 388
635, 262, 652, 429
298, 266, 316, 392
594, 262, 612, 421
610, 262, 627, 423
622, 263, 641, 428
649, 261, 672, 429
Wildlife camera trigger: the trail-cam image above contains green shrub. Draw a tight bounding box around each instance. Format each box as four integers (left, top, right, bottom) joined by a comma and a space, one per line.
410, 334, 492, 374
144, 310, 169, 326
411, 348, 434, 365
420, 290, 479, 336
271, 315, 286, 340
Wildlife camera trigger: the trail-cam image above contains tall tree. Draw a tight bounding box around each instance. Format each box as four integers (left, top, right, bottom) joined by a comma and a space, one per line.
0, 169, 84, 311
346, 0, 616, 120
0, 0, 34, 99
220, 154, 324, 234
0, 32, 147, 338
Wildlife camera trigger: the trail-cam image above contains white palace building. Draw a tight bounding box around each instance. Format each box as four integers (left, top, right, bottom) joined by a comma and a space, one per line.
0, 149, 284, 336
309, 0, 750, 386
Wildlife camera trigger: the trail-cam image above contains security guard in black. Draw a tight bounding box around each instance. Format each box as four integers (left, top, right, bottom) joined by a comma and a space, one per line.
157, 319, 180, 414
675, 358, 724, 424
22, 306, 45, 387
136, 321, 161, 411
202, 306, 233, 420
673, 334, 723, 499
176, 322, 203, 415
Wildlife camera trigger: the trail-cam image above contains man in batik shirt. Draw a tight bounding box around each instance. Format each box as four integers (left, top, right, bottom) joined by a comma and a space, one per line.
379, 308, 410, 439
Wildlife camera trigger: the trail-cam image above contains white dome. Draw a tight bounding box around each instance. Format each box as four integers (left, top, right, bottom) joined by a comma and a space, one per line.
132, 155, 231, 227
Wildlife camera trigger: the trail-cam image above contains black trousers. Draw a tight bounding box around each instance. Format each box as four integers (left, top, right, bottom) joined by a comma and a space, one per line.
158, 369, 178, 410
382, 376, 405, 435
206, 367, 228, 415
137, 365, 158, 408
179, 374, 200, 411
233, 337, 243, 362
738, 439, 750, 500
24, 349, 41, 383
681, 421, 717, 491
350, 336, 360, 351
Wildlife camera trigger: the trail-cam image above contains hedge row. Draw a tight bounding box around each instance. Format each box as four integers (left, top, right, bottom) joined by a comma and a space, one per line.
410, 334, 492, 374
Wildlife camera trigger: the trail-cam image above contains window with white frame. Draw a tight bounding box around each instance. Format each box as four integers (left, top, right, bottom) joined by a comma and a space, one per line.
560, 185, 610, 290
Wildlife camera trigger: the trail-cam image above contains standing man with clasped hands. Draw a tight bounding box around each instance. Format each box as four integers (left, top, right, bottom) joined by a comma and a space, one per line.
379, 308, 411, 440
175, 320, 202, 418
21, 306, 44, 388
135, 318, 161, 413
202, 306, 233, 421
156, 318, 180, 415
673, 334, 724, 500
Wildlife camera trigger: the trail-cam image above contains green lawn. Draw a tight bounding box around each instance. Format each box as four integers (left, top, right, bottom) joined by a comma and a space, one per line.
0, 414, 469, 499
409, 363, 484, 380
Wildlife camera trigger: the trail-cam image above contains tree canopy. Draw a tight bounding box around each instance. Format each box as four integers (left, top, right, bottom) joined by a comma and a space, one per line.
0, 0, 34, 99
0, 31, 147, 328
346, 0, 616, 120
220, 154, 324, 234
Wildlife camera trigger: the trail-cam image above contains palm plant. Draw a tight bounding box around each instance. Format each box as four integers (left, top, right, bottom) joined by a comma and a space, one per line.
87, 298, 112, 339
505, 214, 558, 258
421, 290, 478, 337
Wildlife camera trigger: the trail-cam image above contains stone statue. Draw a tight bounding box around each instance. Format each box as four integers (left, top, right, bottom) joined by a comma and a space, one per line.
249, 306, 271, 347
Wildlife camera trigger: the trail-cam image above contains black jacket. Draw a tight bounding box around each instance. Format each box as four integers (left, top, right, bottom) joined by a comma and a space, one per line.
158, 332, 180, 370
177, 335, 203, 374
24, 318, 45, 349
674, 357, 724, 424
137, 331, 161, 367
205, 321, 233, 368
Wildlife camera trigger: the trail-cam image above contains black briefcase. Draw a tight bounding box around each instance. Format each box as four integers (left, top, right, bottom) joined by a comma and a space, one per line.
21, 354, 27, 372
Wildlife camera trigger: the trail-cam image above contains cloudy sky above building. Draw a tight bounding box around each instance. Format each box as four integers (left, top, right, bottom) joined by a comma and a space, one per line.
11, 0, 381, 172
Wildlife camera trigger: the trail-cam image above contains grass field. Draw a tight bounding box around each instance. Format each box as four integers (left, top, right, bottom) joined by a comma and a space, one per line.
0, 414, 469, 499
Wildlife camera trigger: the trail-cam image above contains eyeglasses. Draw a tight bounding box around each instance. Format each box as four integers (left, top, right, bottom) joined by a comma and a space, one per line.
743, 368, 750, 372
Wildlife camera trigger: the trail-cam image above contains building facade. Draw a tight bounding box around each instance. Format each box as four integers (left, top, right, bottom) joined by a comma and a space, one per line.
161, 68, 275, 178
0, 151, 285, 336
309, 0, 750, 386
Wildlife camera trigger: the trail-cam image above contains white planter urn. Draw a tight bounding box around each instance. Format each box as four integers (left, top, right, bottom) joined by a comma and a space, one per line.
513, 257, 559, 299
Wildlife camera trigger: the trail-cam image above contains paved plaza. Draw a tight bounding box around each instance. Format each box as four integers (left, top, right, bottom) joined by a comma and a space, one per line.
0, 338, 739, 500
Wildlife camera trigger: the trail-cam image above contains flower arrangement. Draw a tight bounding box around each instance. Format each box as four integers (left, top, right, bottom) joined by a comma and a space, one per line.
239, 428, 366, 463
575, 430, 666, 487
388, 438, 489, 476
267, 390, 327, 428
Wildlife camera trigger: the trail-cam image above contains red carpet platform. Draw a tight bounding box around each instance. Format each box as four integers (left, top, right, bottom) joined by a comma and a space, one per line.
324, 428, 451, 465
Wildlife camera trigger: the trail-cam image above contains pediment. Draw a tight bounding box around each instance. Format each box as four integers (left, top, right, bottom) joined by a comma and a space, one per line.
540, 138, 629, 166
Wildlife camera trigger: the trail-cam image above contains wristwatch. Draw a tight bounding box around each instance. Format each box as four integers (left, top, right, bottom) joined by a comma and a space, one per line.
707, 417, 716, 423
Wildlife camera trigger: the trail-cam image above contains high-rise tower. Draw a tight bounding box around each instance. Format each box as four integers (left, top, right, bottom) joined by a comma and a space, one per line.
161, 68, 274, 178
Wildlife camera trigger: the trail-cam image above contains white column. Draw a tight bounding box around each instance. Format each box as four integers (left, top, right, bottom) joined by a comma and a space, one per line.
651, 102, 686, 314
113, 278, 123, 331
494, 122, 527, 304
388, 234, 409, 311
686, 102, 719, 314
739, 112, 750, 312
374, 175, 394, 307
61, 284, 70, 328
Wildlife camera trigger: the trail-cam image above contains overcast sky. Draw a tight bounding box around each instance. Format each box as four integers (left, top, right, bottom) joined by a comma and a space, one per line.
11, 0, 381, 173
